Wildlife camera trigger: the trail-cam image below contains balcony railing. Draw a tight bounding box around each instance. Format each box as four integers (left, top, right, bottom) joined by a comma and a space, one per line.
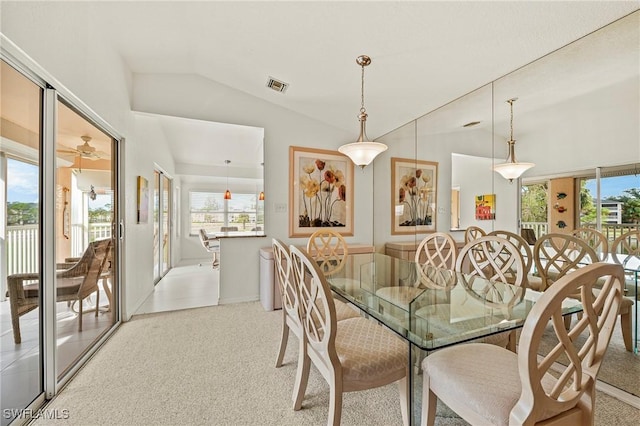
521, 222, 639, 242
6, 224, 39, 277
6, 222, 112, 276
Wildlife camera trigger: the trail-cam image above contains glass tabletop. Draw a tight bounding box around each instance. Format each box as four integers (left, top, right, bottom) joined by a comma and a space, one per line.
325, 252, 583, 351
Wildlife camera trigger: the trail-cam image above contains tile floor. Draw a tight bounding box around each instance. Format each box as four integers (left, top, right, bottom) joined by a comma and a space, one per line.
134, 258, 219, 315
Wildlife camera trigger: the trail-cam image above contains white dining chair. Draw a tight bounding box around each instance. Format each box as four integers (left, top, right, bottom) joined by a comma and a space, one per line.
421, 262, 625, 426
289, 245, 409, 426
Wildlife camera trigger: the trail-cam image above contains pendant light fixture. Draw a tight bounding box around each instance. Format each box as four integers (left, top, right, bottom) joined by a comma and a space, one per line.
224, 159, 232, 200
338, 55, 388, 169
493, 98, 535, 182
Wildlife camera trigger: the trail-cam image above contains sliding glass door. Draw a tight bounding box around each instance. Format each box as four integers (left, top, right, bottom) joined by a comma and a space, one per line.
153, 170, 172, 283
1, 55, 121, 423
1, 59, 44, 426
55, 100, 118, 378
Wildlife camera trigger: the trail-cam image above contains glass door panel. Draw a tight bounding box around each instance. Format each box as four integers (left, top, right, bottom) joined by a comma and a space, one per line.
55, 100, 116, 378
161, 174, 171, 274
1, 60, 43, 426
153, 171, 161, 282
153, 170, 172, 282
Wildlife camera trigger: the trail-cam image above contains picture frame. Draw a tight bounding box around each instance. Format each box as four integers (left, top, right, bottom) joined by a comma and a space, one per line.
289, 146, 354, 237
137, 176, 149, 224
475, 194, 496, 220
391, 157, 438, 235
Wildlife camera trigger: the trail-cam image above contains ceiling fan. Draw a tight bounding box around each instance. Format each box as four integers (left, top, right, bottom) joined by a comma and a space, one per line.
57, 135, 109, 159
57, 135, 109, 171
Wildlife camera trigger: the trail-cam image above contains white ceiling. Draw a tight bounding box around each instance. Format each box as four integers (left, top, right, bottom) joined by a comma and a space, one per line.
96, 1, 638, 139
3, 1, 639, 170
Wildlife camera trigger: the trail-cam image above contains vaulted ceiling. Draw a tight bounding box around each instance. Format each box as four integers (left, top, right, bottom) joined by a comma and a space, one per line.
2, 1, 638, 167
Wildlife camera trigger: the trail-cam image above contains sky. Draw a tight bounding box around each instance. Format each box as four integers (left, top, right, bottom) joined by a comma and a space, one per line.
7, 158, 111, 208
584, 174, 639, 199
7, 158, 39, 203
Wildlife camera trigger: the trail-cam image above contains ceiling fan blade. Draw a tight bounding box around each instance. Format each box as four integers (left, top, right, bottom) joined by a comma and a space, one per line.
56, 148, 78, 154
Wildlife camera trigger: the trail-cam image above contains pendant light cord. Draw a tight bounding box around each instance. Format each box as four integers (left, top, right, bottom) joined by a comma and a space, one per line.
508, 98, 515, 141
360, 63, 366, 114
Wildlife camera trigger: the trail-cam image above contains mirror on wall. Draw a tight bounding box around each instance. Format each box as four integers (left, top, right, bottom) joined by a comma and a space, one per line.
490, 11, 638, 396
371, 9, 638, 397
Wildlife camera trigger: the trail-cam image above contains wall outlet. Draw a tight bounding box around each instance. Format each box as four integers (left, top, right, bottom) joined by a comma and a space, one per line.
275, 203, 288, 213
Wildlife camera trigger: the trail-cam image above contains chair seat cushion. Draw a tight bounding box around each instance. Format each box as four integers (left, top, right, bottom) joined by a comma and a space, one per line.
334, 299, 360, 321
422, 343, 557, 426
24, 277, 83, 299
335, 317, 407, 390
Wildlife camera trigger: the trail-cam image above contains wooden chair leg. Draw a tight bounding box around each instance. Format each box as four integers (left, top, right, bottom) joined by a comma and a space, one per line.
78, 298, 83, 331
563, 314, 572, 330
11, 310, 22, 344
620, 310, 632, 351
95, 290, 100, 317
328, 379, 343, 426
507, 330, 517, 353
275, 315, 289, 367
398, 375, 409, 426
293, 339, 310, 411
421, 374, 437, 426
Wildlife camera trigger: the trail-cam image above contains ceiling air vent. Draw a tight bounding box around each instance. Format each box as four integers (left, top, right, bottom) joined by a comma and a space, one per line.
266, 77, 289, 93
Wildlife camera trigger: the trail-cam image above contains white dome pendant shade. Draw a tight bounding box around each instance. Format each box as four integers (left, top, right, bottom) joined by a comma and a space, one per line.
493, 98, 534, 182
338, 55, 387, 169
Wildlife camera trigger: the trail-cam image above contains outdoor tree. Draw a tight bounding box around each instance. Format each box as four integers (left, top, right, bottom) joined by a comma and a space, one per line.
521, 183, 548, 223
579, 181, 612, 225
611, 188, 640, 223
7, 202, 38, 225
233, 214, 251, 229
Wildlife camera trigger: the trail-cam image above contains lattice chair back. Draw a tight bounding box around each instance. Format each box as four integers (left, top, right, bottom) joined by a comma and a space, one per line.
464, 225, 486, 244
456, 236, 526, 288
610, 230, 640, 271
533, 233, 598, 291
306, 229, 348, 275
272, 239, 300, 329
289, 245, 337, 372
511, 263, 624, 424
571, 227, 609, 261
414, 232, 458, 290
488, 230, 533, 275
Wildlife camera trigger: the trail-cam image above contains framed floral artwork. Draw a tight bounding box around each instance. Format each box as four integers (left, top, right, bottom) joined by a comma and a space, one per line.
289, 146, 354, 237
391, 157, 438, 235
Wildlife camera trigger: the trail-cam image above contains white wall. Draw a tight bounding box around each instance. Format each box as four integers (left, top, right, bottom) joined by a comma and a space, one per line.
1, 3, 176, 319
452, 154, 518, 233
131, 73, 373, 304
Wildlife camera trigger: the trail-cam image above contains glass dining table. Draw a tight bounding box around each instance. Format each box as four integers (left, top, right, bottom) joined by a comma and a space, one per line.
324, 252, 584, 425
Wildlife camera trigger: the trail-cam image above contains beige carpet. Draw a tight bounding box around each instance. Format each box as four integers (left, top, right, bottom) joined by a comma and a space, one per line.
33, 302, 639, 425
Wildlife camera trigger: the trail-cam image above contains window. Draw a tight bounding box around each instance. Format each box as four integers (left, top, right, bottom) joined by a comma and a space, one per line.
520, 182, 548, 238
189, 191, 261, 235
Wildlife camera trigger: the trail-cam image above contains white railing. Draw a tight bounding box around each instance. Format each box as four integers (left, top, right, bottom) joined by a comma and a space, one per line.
6, 224, 39, 276
89, 222, 112, 242
521, 222, 548, 238
522, 222, 639, 242
6, 222, 112, 276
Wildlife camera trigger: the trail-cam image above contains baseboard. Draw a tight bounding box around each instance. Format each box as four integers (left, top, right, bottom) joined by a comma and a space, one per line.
218, 295, 260, 305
